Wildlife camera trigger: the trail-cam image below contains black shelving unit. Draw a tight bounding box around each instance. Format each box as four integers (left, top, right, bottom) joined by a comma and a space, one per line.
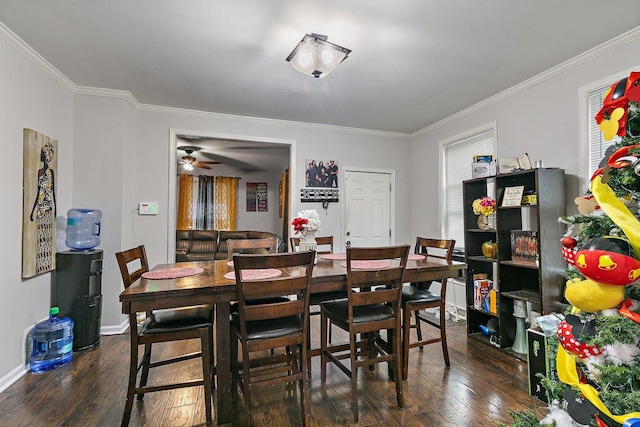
463, 168, 566, 359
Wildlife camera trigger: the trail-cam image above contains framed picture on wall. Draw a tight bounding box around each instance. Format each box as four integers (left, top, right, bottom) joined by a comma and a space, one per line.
23, 129, 58, 278
246, 182, 267, 212
304, 159, 339, 188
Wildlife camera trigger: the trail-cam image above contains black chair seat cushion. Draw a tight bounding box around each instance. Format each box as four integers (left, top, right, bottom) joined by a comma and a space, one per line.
141, 305, 213, 334
230, 313, 302, 340
401, 285, 441, 306
320, 298, 394, 324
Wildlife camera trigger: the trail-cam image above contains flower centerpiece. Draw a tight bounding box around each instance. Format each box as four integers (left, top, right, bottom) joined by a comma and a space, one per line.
292, 209, 321, 237
292, 209, 321, 259
472, 196, 496, 230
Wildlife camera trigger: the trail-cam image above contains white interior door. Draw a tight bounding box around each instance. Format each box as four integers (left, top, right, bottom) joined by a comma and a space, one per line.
344, 170, 391, 248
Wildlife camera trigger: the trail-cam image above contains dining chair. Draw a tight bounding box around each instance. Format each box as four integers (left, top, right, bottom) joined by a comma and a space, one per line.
291, 236, 345, 359
290, 235, 333, 254
227, 237, 277, 259
115, 245, 214, 427
320, 245, 409, 422
230, 251, 315, 427
401, 237, 455, 380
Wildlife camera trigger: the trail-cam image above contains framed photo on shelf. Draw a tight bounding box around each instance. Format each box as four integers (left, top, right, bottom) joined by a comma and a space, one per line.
517, 153, 532, 170
510, 230, 538, 265
501, 185, 525, 207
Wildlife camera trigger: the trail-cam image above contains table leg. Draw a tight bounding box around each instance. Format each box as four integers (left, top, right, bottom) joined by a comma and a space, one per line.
215, 301, 231, 424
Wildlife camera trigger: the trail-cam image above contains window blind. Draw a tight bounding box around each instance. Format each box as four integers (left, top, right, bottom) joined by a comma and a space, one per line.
442, 128, 495, 249
588, 85, 620, 180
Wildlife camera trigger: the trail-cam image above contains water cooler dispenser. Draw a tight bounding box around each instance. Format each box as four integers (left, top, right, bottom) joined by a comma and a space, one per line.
52, 249, 103, 351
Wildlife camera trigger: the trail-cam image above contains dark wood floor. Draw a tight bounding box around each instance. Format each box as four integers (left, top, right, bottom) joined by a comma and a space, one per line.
0, 315, 547, 426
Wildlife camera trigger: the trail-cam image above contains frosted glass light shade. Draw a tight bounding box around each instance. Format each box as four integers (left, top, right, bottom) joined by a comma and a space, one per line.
286, 34, 351, 79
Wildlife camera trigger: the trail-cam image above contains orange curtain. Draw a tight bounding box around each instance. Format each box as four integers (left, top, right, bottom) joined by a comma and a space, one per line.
214, 176, 239, 230
177, 174, 194, 230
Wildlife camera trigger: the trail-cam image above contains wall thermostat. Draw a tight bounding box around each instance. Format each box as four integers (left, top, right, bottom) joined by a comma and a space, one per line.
138, 202, 158, 215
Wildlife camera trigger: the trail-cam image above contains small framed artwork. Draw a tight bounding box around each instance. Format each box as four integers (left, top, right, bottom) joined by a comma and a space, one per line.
517, 153, 532, 170
501, 185, 525, 207
246, 182, 267, 212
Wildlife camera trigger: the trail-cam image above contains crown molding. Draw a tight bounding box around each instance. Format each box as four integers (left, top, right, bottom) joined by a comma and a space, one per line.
413, 26, 640, 137
0, 21, 75, 93
138, 103, 410, 139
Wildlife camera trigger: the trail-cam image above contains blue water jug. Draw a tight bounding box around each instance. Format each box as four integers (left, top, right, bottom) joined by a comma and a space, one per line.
65, 208, 102, 250
30, 307, 74, 373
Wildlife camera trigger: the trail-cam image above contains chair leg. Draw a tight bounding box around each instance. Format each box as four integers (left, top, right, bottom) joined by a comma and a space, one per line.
320, 311, 328, 382
414, 310, 424, 350
137, 343, 152, 401
241, 345, 253, 424
121, 335, 139, 427
230, 334, 239, 403
439, 304, 450, 366
393, 325, 405, 408
402, 306, 411, 380
200, 328, 213, 424
300, 343, 310, 427
350, 330, 359, 423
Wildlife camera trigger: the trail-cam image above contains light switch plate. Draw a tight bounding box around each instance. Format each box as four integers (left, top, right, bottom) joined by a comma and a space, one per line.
139, 202, 158, 215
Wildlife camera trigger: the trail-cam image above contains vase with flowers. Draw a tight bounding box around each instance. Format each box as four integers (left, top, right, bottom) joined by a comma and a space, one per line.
292, 209, 321, 261
472, 196, 496, 230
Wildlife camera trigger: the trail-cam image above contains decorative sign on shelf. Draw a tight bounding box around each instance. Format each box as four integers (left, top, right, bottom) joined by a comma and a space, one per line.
501, 185, 525, 207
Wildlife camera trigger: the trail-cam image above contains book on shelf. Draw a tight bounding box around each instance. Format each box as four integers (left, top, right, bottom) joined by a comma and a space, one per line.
473, 276, 492, 310
510, 230, 538, 265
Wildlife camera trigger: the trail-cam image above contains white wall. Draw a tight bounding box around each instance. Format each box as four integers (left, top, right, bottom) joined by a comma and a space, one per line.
410, 35, 640, 241
0, 31, 75, 387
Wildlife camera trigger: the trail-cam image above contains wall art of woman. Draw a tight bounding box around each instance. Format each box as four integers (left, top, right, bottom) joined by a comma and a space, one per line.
29, 142, 57, 275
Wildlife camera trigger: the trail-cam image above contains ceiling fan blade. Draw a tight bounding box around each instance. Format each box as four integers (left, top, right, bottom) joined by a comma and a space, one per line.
194, 162, 212, 169
198, 160, 221, 164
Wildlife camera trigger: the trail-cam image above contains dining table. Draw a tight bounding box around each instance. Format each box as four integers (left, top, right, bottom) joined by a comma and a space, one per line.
119, 252, 466, 425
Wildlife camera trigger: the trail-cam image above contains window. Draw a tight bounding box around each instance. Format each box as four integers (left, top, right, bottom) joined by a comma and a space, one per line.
441, 124, 496, 249
587, 84, 621, 180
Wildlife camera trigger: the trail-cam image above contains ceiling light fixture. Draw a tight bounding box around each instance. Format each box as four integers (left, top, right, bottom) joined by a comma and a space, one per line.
183, 162, 194, 171
286, 34, 351, 79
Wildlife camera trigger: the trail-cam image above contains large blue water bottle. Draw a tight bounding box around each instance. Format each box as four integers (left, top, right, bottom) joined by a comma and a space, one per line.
30, 307, 74, 373
65, 208, 102, 250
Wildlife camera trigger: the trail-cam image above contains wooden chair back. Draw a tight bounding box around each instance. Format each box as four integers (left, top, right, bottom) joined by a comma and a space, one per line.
290, 236, 334, 254
227, 238, 277, 260
414, 237, 455, 261
345, 245, 409, 332
233, 251, 315, 351
115, 245, 149, 289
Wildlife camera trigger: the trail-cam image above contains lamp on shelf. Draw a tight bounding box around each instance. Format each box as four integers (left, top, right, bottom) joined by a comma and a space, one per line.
286, 34, 351, 78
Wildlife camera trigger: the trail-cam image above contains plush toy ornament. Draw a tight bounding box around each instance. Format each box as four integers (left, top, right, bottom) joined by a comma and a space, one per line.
575, 236, 640, 286
557, 315, 602, 359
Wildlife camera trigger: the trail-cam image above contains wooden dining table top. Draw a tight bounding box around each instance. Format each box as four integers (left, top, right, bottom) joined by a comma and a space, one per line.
119, 255, 467, 311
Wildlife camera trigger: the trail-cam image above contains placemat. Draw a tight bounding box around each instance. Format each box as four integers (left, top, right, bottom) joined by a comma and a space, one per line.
226, 260, 234, 267
224, 269, 282, 281
408, 254, 425, 260
142, 267, 203, 279
319, 253, 346, 260
340, 260, 389, 269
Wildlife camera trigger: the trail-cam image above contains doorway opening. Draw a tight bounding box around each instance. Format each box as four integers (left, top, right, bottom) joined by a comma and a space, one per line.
167, 129, 295, 261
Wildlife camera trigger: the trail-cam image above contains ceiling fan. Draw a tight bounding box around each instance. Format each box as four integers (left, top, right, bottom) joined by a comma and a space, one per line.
177, 146, 220, 170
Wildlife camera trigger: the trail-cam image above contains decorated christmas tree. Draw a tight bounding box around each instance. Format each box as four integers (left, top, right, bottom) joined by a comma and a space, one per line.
506, 72, 640, 426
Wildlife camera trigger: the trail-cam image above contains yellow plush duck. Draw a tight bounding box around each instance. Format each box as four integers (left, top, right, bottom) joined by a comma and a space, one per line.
564, 277, 626, 313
